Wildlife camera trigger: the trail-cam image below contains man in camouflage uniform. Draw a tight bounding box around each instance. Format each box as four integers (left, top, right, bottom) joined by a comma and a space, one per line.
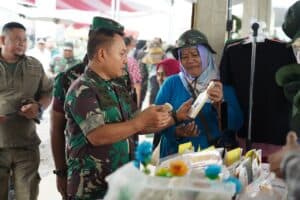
51, 56, 87, 199
0, 22, 52, 200
51, 19, 138, 199
50, 42, 81, 75
64, 17, 172, 199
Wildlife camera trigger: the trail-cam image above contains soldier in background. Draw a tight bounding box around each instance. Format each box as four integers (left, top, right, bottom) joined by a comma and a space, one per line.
50, 42, 80, 76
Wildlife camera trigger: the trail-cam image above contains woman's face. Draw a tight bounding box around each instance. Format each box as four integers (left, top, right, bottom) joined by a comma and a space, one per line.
156, 66, 166, 86
180, 47, 202, 77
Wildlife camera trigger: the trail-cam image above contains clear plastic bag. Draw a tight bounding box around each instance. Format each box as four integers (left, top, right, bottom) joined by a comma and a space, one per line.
104, 162, 235, 200
236, 164, 288, 200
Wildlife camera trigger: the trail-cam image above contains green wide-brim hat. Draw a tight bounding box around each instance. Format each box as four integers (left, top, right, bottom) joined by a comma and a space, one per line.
172, 29, 216, 59
275, 64, 300, 101
282, 1, 300, 40
294, 90, 300, 110
276, 64, 300, 86
291, 91, 300, 134
283, 81, 300, 102
90, 16, 124, 34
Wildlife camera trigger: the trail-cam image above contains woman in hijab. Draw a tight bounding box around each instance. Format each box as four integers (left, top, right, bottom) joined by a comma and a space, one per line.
152, 58, 180, 149
156, 58, 181, 86
155, 29, 243, 158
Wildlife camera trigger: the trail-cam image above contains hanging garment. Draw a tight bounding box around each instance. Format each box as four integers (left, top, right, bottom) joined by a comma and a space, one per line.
220, 39, 296, 145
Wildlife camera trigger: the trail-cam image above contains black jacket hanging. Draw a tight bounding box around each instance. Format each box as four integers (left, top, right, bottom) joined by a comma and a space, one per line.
220, 39, 296, 145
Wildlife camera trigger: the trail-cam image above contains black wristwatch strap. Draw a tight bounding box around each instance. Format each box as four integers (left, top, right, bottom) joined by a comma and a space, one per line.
172, 110, 179, 124
53, 169, 67, 177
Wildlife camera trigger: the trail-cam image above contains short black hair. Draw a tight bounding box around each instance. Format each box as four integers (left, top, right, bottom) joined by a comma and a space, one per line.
87, 28, 124, 60
2, 22, 26, 34
124, 36, 134, 47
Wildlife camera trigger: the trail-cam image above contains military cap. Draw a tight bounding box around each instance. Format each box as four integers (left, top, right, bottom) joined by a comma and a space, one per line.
90, 16, 124, 34
63, 42, 74, 50
172, 29, 216, 59
36, 37, 46, 44
282, 1, 300, 41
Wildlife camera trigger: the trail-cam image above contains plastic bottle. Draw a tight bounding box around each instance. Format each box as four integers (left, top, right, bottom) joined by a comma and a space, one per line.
188, 81, 215, 119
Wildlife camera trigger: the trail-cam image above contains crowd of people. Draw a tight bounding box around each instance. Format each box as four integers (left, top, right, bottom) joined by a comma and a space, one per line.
0, 1, 300, 199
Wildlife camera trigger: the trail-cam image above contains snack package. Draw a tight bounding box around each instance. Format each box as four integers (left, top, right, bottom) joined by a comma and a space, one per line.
235, 158, 252, 186
104, 162, 235, 200
237, 171, 287, 200
224, 147, 243, 166
178, 142, 194, 154
183, 150, 223, 169
244, 149, 262, 180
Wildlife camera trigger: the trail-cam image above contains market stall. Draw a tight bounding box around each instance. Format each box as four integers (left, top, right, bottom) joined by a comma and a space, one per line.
104, 142, 288, 200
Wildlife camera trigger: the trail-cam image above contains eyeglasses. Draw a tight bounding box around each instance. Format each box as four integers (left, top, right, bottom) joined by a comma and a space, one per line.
13, 38, 27, 45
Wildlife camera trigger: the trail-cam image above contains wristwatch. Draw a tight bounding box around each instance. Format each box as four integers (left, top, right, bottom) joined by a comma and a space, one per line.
53, 169, 67, 177
36, 102, 44, 119
172, 110, 179, 124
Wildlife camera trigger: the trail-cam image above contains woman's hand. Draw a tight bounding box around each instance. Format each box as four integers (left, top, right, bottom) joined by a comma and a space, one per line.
176, 99, 193, 121
207, 81, 223, 103
175, 121, 198, 137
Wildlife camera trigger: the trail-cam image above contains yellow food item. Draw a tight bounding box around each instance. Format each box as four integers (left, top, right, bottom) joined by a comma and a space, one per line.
178, 142, 193, 154
245, 149, 261, 165
201, 146, 215, 152
225, 148, 242, 166
189, 154, 220, 164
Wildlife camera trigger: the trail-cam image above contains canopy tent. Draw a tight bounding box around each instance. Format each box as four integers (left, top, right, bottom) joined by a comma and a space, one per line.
56, 0, 136, 13
20, 0, 36, 5
1, 0, 192, 43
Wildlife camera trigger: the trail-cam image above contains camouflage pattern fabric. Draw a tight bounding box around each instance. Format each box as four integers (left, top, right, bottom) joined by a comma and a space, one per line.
53, 62, 85, 113
64, 68, 137, 199
51, 57, 81, 74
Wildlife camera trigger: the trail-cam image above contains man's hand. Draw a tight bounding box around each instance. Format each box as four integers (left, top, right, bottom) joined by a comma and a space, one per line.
56, 176, 67, 199
175, 121, 198, 137
0, 115, 7, 123
268, 131, 300, 177
20, 103, 39, 119
176, 99, 193, 121
207, 81, 223, 103
135, 105, 172, 133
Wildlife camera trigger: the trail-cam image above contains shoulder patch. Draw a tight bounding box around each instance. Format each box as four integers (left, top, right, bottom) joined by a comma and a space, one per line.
225, 37, 248, 48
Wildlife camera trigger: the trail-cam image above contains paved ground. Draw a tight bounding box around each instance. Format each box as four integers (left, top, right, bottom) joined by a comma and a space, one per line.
36, 108, 61, 200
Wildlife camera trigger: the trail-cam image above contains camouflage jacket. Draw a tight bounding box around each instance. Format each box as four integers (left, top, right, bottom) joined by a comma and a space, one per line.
64, 68, 137, 199
53, 62, 85, 113
51, 57, 81, 74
